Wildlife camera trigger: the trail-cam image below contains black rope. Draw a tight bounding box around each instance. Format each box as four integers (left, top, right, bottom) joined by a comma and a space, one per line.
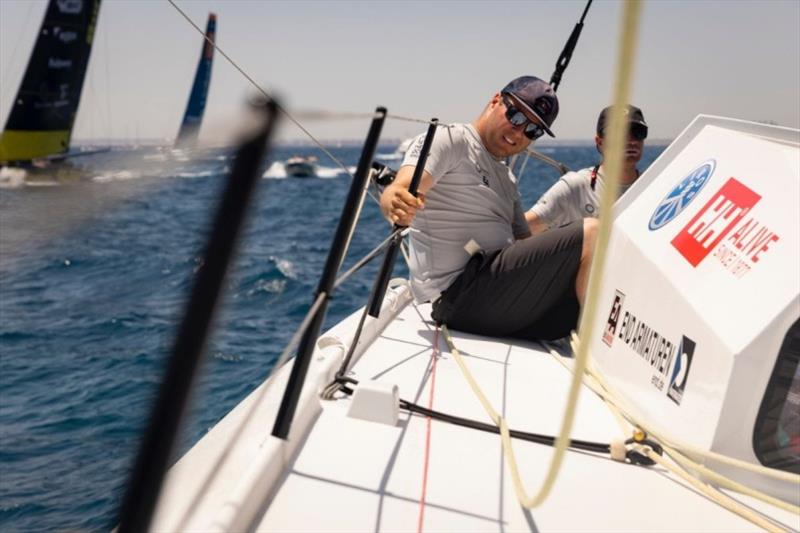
334, 379, 604, 455
334, 377, 663, 465
400, 399, 610, 455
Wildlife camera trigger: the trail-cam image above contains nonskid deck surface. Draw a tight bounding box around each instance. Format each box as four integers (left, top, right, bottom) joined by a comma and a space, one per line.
255, 301, 797, 532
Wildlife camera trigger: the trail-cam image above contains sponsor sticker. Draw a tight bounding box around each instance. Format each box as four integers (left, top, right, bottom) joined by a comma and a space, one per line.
671, 178, 779, 277
649, 160, 715, 230
609, 301, 696, 405
602, 290, 625, 346
667, 336, 696, 405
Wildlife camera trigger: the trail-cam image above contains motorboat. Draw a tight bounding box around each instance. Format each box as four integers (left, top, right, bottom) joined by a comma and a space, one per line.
285, 155, 317, 178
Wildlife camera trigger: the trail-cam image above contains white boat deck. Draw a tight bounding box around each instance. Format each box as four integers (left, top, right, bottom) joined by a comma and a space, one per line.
257, 300, 795, 532
151, 284, 798, 532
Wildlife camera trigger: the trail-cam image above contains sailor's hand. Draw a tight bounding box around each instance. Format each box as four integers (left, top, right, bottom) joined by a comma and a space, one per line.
388, 189, 425, 226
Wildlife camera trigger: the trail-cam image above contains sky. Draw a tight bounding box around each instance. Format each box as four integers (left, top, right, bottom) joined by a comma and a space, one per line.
1, 0, 799, 145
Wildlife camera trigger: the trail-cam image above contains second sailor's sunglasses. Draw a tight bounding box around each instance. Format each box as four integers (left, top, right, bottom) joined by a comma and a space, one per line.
501, 93, 546, 140
599, 122, 648, 141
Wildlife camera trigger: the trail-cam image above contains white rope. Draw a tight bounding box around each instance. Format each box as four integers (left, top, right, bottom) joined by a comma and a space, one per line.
644, 450, 789, 533
546, 334, 800, 522
422, 0, 645, 511
568, 333, 799, 484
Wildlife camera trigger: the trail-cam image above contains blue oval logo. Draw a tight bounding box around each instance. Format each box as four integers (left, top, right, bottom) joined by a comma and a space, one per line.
648, 160, 715, 230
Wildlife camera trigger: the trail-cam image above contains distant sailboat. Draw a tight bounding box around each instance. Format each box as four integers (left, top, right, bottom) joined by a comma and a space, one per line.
0, 0, 102, 164
174, 13, 216, 148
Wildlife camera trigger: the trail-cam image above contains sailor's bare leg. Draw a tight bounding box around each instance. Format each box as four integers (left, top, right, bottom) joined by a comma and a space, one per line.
575, 218, 598, 305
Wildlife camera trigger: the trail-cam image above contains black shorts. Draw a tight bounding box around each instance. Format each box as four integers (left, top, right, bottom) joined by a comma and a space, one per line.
431, 221, 583, 341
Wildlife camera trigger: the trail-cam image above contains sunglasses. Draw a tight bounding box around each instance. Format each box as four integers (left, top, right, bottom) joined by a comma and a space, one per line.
629, 122, 648, 141
501, 94, 546, 140
600, 122, 648, 141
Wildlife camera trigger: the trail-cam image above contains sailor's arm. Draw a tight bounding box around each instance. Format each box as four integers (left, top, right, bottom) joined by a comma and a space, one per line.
380, 165, 434, 226
525, 211, 549, 235
525, 175, 576, 234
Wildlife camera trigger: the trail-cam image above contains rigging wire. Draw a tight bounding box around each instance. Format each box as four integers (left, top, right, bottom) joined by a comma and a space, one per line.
333, 227, 407, 290
166, 0, 355, 180
166, 0, 451, 213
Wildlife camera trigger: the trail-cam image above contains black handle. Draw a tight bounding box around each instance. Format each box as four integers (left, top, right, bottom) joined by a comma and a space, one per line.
271, 107, 387, 440
367, 119, 438, 318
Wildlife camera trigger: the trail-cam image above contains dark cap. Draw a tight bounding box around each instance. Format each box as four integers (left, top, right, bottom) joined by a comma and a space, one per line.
596, 105, 648, 137
501, 76, 559, 137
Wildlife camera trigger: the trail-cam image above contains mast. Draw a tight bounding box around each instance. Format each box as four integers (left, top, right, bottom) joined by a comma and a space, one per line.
0, 0, 102, 164
174, 12, 216, 148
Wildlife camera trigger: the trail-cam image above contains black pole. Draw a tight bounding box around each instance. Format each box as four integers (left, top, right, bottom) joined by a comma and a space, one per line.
367, 119, 438, 318
272, 107, 387, 440
550, 0, 593, 92
115, 96, 280, 533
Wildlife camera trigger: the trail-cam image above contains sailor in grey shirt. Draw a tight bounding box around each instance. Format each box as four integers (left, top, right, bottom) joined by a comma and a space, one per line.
380, 75, 600, 341
400, 123, 530, 303
526, 104, 648, 234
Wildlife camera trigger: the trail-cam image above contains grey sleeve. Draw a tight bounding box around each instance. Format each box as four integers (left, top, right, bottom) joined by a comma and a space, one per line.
528, 174, 580, 228
401, 126, 460, 184
512, 198, 531, 239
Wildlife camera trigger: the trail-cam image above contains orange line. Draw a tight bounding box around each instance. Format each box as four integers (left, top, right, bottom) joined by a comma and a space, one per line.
417, 326, 440, 533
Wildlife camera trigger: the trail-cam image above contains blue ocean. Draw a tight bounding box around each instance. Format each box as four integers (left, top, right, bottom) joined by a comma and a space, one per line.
0, 142, 665, 530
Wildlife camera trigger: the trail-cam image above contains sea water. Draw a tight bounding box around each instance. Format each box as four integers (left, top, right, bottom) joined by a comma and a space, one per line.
0, 143, 665, 530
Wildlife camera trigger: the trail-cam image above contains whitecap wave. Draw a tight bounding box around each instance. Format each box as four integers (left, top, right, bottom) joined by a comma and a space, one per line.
248, 278, 286, 296
24, 179, 59, 187
0, 167, 27, 189
92, 170, 142, 183
315, 165, 350, 178
175, 170, 217, 178
143, 153, 169, 162
263, 162, 352, 179
263, 162, 287, 179
273, 257, 297, 279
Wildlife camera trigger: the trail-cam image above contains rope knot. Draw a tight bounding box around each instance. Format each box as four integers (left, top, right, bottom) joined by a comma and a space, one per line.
624, 437, 663, 466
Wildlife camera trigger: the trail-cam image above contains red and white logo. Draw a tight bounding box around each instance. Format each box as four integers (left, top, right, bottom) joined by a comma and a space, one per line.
671, 178, 780, 277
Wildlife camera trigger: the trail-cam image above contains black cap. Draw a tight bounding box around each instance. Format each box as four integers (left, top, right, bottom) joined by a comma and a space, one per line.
596, 105, 647, 137
501, 76, 559, 137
